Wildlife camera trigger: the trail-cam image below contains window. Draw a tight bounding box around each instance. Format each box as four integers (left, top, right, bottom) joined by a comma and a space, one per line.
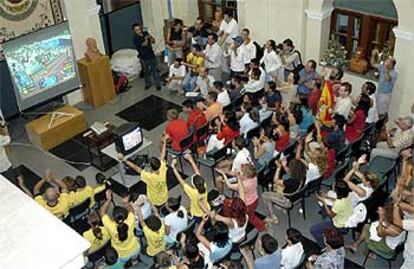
198, 0, 238, 22
330, 9, 397, 63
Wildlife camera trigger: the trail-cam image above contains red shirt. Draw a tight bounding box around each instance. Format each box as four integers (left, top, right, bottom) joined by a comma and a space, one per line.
324, 148, 336, 178
187, 108, 207, 130
308, 88, 321, 115
275, 132, 290, 152
345, 109, 366, 143
166, 119, 189, 151
217, 125, 240, 145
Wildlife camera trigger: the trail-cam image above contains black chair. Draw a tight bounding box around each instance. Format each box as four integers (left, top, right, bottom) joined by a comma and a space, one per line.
349, 134, 365, 158
270, 186, 307, 228
282, 139, 298, 161
362, 122, 375, 137
322, 159, 350, 189
93, 189, 106, 209
335, 144, 350, 165
246, 125, 261, 142
198, 144, 231, 182
374, 114, 388, 136
239, 229, 260, 259
167, 131, 195, 172
195, 123, 209, 144
69, 197, 91, 223
304, 176, 323, 198
87, 239, 111, 264
260, 114, 272, 128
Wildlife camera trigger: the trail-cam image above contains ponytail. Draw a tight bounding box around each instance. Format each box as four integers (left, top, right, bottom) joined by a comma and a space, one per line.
177, 209, 184, 218
117, 222, 129, 242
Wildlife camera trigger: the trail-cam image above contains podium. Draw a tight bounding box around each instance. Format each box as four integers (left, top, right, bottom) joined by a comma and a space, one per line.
25, 105, 87, 150
77, 56, 115, 107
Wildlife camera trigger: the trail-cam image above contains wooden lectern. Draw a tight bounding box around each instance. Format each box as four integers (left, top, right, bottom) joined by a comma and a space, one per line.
77, 56, 115, 107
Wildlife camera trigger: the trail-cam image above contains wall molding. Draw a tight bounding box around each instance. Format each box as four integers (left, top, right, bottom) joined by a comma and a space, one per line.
305, 7, 333, 21
393, 27, 414, 41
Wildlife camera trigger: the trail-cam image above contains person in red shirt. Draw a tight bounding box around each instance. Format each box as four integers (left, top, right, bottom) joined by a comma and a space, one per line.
345, 94, 370, 143
216, 115, 240, 145
165, 109, 189, 151
274, 112, 290, 153
182, 99, 207, 131
323, 132, 341, 178
308, 78, 322, 115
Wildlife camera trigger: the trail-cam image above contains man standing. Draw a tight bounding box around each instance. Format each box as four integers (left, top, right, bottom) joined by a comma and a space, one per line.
297, 60, 318, 95
132, 23, 162, 90
218, 10, 239, 46
334, 82, 353, 119
225, 36, 248, 77
376, 58, 397, 116
203, 33, 222, 81
240, 28, 256, 65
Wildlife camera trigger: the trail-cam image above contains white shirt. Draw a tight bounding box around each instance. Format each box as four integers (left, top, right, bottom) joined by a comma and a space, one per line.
228, 46, 248, 72
231, 148, 252, 173
217, 90, 231, 107
0, 134, 11, 172
204, 42, 222, 69
249, 66, 266, 90
229, 216, 248, 243
168, 64, 186, 78
219, 18, 239, 44
349, 183, 373, 208
304, 162, 321, 185
281, 242, 304, 269
283, 50, 301, 71
240, 40, 256, 64
334, 96, 353, 118
245, 79, 263, 93
403, 219, 414, 256
164, 206, 188, 240
196, 75, 215, 96
260, 49, 282, 73
240, 113, 258, 136
366, 94, 379, 124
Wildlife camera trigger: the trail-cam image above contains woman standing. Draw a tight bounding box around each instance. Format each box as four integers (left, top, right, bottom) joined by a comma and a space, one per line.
166, 19, 186, 66
260, 39, 283, 83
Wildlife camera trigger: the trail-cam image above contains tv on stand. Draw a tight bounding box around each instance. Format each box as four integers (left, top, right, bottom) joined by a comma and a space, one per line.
113, 122, 143, 156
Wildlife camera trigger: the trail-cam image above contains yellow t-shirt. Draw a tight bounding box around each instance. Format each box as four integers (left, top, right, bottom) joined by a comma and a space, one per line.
35, 193, 72, 219
102, 213, 140, 258
332, 197, 353, 228
141, 161, 168, 206
69, 186, 95, 207
186, 53, 204, 74
83, 226, 110, 253
94, 184, 106, 194
183, 183, 210, 217
143, 223, 166, 257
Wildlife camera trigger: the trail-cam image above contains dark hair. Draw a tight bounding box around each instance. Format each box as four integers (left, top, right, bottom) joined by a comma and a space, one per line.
174, 57, 183, 64
335, 180, 350, 199
356, 93, 371, 116
286, 228, 303, 244
185, 242, 203, 263
149, 157, 161, 171
250, 58, 260, 66
168, 197, 184, 218
193, 44, 202, 52
333, 114, 346, 129
212, 221, 230, 247
208, 92, 218, 102
297, 94, 309, 109
323, 227, 344, 249
223, 9, 233, 18
390, 58, 397, 67
145, 215, 162, 232
113, 207, 129, 241
267, 81, 277, 91
251, 68, 261, 79
192, 175, 206, 194
155, 252, 171, 268
226, 115, 240, 131
261, 234, 278, 254
341, 82, 352, 94
75, 176, 86, 188
213, 81, 224, 90
132, 23, 142, 30
365, 81, 376, 95
208, 33, 218, 42
288, 159, 307, 184
183, 99, 194, 109
308, 59, 317, 70
241, 27, 250, 35
172, 18, 183, 27
314, 78, 323, 90
95, 172, 106, 185
268, 39, 277, 51
89, 211, 103, 240
283, 38, 294, 48
105, 247, 119, 265
234, 136, 246, 150
276, 112, 290, 132
233, 74, 242, 85
329, 67, 344, 81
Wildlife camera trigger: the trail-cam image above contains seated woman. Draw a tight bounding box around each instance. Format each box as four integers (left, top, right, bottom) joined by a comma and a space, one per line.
196, 215, 233, 267
164, 196, 188, 245
345, 93, 370, 143
273, 112, 291, 153
301, 135, 328, 185
100, 190, 140, 265
83, 211, 110, 257
135, 203, 166, 257
296, 95, 314, 137
347, 205, 406, 256
287, 106, 301, 140
252, 126, 275, 167
263, 152, 307, 224
239, 102, 259, 137
178, 242, 205, 269
281, 228, 305, 269
306, 228, 345, 269
206, 114, 240, 152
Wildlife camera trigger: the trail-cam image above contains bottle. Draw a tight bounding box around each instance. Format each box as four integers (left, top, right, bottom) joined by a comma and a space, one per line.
268, 183, 272, 192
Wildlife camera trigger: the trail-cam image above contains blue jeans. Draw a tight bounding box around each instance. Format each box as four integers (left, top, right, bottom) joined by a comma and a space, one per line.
310, 220, 348, 248
182, 73, 197, 92
142, 58, 161, 88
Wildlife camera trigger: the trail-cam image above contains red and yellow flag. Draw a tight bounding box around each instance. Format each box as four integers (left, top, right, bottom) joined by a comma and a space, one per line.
317, 80, 335, 127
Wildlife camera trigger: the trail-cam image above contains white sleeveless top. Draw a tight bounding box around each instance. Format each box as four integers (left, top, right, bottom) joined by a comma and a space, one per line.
229, 215, 249, 243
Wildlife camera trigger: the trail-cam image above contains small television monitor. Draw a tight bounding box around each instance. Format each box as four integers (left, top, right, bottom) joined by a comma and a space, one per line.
113, 123, 143, 155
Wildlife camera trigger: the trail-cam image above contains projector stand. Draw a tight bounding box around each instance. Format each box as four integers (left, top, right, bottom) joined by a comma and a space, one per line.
48, 112, 74, 129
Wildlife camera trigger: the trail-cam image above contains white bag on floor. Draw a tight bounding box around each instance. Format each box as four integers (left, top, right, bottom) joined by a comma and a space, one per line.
110, 49, 141, 81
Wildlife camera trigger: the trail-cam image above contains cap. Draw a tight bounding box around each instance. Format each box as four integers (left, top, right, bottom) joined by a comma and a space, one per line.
232, 35, 244, 45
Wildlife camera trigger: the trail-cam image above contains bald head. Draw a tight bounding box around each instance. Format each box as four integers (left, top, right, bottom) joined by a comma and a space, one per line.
45, 187, 58, 204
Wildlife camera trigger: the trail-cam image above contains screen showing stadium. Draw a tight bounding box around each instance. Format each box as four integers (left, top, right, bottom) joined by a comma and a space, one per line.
2, 22, 80, 110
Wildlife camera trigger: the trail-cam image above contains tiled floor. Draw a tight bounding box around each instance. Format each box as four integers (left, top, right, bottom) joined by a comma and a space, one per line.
6, 77, 402, 268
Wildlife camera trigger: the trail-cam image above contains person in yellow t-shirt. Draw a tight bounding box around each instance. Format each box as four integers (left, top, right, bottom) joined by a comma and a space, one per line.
83, 211, 110, 255
136, 203, 166, 257
183, 44, 205, 92
69, 176, 95, 207
171, 159, 210, 222
33, 169, 72, 219
100, 190, 141, 264
119, 135, 169, 207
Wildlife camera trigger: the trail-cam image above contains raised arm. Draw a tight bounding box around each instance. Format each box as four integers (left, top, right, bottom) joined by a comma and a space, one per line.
195, 214, 211, 250
240, 247, 254, 269
17, 175, 33, 198
344, 156, 368, 197
52, 177, 68, 193
100, 190, 112, 217
159, 134, 169, 161
135, 203, 147, 228
33, 178, 46, 196
118, 153, 143, 174
171, 158, 187, 186
122, 195, 134, 213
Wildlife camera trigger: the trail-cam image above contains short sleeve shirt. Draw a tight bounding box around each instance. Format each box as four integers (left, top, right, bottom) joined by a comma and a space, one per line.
140, 160, 168, 206
35, 193, 72, 219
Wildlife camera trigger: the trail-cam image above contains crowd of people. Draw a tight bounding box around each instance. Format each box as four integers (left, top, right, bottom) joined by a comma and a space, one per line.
2, 8, 414, 269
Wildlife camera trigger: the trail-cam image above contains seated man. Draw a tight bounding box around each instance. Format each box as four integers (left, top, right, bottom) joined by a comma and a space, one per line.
245, 68, 263, 94
165, 109, 190, 151
183, 45, 204, 92
166, 58, 186, 94
182, 99, 207, 132
371, 116, 414, 161
214, 81, 231, 107
228, 75, 244, 102
194, 66, 215, 97
297, 60, 318, 96
241, 234, 282, 269
204, 92, 223, 122
69, 175, 95, 207
33, 170, 72, 219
